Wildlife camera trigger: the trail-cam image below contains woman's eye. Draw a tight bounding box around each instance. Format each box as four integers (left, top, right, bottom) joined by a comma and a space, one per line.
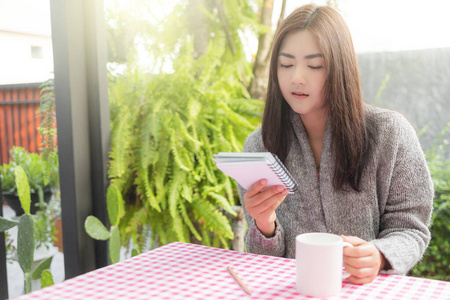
280, 64, 293, 68
309, 66, 323, 70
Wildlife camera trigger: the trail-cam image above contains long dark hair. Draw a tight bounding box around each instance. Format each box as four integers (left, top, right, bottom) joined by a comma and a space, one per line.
262, 5, 372, 192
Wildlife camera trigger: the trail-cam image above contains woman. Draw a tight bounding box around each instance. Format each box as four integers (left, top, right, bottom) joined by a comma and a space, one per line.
238, 4, 433, 284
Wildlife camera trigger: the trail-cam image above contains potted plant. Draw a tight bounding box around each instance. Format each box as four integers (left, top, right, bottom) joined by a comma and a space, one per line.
0, 166, 55, 294
1, 146, 59, 216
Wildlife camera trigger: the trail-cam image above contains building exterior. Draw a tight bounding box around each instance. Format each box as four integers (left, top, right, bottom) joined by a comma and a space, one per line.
0, 0, 53, 85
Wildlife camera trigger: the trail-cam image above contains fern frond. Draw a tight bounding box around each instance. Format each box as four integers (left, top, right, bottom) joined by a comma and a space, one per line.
208, 192, 236, 217
172, 210, 186, 242
219, 234, 230, 250
212, 233, 220, 248
109, 106, 134, 178
181, 184, 193, 203
201, 226, 211, 247
187, 97, 202, 124
192, 198, 234, 240
226, 124, 242, 152
175, 113, 202, 150
170, 129, 194, 172
168, 167, 186, 218
179, 201, 202, 241
136, 164, 161, 212
223, 176, 236, 206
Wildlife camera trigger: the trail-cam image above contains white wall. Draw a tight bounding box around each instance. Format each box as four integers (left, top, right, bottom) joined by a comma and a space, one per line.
0, 0, 53, 84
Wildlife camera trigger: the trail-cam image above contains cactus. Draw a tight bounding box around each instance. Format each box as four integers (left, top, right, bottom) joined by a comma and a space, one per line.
0, 218, 18, 231
85, 216, 110, 240
15, 166, 31, 215
85, 183, 125, 264
0, 166, 55, 294
109, 226, 120, 264
18, 215, 35, 272
107, 184, 124, 227
40, 269, 54, 288
31, 249, 55, 290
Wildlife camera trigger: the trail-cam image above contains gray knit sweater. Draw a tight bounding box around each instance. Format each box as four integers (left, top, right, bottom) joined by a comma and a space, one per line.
238, 104, 434, 275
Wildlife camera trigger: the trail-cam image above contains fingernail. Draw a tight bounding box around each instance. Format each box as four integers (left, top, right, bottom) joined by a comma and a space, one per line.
277, 186, 283, 192
261, 179, 267, 185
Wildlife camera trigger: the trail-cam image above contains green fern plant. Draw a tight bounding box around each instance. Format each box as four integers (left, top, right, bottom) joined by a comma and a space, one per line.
105, 0, 264, 252
38, 79, 58, 186
108, 58, 263, 252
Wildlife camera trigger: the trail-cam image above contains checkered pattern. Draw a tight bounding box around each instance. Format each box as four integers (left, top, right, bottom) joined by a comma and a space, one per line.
15, 242, 450, 299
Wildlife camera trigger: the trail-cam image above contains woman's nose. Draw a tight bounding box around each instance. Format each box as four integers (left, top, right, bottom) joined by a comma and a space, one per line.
291, 68, 306, 86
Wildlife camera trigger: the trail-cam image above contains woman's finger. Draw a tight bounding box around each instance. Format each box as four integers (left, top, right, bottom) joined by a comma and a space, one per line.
245, 179, 268, 198
344, 263, 375, 279
246, 185, 286, 209
252, 189, 288, 214
344, 255, 376, 269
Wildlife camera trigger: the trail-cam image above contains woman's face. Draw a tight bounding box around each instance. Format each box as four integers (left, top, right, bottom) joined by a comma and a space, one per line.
277, 30, 327, 119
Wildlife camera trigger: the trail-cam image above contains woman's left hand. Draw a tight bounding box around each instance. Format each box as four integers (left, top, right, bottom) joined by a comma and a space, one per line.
341, 235, 386, 284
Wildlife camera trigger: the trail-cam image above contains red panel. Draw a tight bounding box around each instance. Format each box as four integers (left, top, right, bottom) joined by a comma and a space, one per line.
0, 87, 45, 163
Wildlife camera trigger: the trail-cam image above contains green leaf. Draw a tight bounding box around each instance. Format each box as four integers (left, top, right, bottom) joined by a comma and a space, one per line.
179, 201, 202, 241
31, 256, 53, 280
18, 214, 35, 274
131, 248, 141, 257
168, 169, 185, 218
187, 97, 202, 122
192, 198, 234, 240
40, 269, 54, 288
84, 216, 110, 240
0, 217, 18, 232
171, 213, 186, 243
107, 184, 125, 227
15, 166, 31, 215
209, 192, 237, 217
138, 164, 161, 212
109, 226, 120, 264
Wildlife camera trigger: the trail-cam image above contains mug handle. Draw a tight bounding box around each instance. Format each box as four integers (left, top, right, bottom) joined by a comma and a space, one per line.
342, 242, 353, 279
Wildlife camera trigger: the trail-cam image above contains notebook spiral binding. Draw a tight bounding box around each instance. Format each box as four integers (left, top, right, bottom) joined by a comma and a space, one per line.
270, 154, 298, 193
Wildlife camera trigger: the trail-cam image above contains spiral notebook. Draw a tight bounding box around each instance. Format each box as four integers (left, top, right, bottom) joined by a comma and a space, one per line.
213, 152, 298, 194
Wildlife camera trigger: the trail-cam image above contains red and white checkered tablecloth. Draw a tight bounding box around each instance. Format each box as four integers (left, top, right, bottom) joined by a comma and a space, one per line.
15, 242, 450, 299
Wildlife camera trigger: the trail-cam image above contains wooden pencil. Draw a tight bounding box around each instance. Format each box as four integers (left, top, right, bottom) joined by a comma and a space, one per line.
227, 265, 252, 295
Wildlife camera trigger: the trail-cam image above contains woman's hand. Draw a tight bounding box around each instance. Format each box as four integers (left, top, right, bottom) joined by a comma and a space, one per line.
341, 235, 387, 284
244, 179, 288, 237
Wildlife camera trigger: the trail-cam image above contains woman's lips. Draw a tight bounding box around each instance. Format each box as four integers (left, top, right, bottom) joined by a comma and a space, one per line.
292, 91, 309, 99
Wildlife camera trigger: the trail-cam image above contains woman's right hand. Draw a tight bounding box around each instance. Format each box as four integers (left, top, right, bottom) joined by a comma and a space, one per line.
243, 179, 289, 237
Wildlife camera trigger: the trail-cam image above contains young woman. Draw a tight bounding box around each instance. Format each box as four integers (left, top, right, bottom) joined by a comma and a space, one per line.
238, 4, 433, 284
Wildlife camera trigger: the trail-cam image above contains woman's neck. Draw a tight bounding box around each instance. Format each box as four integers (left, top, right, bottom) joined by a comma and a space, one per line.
300, 109, 328, 141
300, 109, 328, 169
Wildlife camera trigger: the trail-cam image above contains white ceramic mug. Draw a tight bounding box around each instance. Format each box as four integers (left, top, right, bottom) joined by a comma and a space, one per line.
296, 232, 353, 297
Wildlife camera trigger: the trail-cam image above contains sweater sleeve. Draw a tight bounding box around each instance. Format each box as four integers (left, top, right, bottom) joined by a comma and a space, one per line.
236, 129, 287, 257
371, 115, 434, 275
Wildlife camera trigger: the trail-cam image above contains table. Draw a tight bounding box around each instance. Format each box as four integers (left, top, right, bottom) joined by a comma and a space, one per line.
15, 242, 450, 299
